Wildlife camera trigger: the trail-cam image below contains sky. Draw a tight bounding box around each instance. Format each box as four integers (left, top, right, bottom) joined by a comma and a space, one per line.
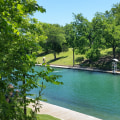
33, 0, 120, 26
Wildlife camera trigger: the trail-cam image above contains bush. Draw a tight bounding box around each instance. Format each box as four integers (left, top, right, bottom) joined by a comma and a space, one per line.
75, 57, 84, 65
86, 48, 101, 63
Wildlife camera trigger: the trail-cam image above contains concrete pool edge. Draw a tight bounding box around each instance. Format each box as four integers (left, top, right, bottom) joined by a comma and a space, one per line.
35, 64, 120, 75
28, 101, 102, 120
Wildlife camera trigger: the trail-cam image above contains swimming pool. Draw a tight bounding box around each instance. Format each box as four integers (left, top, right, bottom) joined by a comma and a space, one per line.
31, 66, 120, 120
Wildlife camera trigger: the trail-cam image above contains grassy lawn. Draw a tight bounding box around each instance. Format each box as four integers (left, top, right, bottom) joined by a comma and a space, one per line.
100, 48, 112, 56
36, 48, 113, 66
36, 48, 85, 66
27, 108, 60, 120
36, 48, 117, 70
37, 114, 60, 120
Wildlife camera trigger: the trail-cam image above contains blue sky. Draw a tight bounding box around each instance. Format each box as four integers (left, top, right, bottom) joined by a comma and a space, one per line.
33, 0, 120, 26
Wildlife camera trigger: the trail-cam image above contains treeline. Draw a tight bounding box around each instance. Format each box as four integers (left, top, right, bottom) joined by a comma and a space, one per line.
39, 3, 120, 68
64, 5, 120, 64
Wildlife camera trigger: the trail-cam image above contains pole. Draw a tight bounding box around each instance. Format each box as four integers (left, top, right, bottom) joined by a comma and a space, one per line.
73, 47, 74, 67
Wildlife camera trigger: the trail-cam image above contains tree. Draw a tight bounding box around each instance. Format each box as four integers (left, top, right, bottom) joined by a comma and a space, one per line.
103, 8, 120, 58
65, 13, 95, 66
91, 12, 105, 47
86, 48, 101, 64
71, 13, 104, 65
44, 24, 66, 59
64, 23, 76, 66
39, 22, 49, 52
85, 12, 105, 64
72, 13, 90, 54
70, 13, 93, 65
0, 0, 62, 119
104, 22, 120, 58
111, 3, 120, 25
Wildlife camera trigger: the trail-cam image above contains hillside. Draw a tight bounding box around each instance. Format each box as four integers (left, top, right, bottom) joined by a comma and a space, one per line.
36, 48, 120, 70
36, 48, 85, 66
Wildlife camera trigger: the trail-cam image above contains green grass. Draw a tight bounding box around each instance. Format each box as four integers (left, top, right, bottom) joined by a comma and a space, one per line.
27, 108, 60, 120
100, 48, 112, 56
36, 48, 85, 66
36, 48, 113, 67
37, 114, 60, 120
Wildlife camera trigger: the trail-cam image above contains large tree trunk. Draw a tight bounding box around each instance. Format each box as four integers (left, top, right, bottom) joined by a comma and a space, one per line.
113, 46, 116, 58
54, 52, 56, 60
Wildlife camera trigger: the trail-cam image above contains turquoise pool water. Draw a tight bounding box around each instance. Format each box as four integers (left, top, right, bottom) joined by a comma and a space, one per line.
31, 66, 120, 120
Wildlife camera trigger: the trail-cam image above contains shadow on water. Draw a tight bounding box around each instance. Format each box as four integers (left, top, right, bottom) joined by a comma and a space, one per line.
47, 56, 68, 64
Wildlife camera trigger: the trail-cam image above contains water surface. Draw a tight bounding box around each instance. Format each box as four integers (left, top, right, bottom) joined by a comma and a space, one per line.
31, 66, 120, 120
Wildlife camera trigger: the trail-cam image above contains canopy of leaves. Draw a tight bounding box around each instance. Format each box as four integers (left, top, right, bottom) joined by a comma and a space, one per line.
0, 0, 62, 119
64, 3, 120, 62
42, 24, 67, 59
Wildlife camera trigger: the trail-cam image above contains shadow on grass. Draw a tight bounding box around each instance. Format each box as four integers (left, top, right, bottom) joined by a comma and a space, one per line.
36, 52, 49, 57
47, 56, 68, 64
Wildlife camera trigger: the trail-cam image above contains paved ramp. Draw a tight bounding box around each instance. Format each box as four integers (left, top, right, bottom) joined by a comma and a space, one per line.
28, 101, 102, 120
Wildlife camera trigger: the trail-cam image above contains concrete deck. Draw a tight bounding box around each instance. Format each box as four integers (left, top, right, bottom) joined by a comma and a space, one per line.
36, 64, 120, 74
28, 101, 102, 120
50, 64, 120, 74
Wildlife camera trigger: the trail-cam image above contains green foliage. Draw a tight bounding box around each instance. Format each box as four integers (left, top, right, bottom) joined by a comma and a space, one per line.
42, 24, 67, 59
111, 3, 120, 25
86, 48, 101, 63
64, 23, 77, 66
75, 57, 84, 65
92, 5, 120, 58
71, 13, 92, 54
0, 0, 62, 120
39, 23, 67, 59
64, 23, 76, 48
64, 3, 120, 63
103, 20, 120, 58
27, 108, 60, 120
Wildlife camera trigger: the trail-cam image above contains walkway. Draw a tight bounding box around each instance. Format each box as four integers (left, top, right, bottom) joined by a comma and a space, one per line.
36, 64, 120, 74
28, 101, 102, 120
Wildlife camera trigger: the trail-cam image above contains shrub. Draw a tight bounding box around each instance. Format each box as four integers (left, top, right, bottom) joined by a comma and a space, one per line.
75, 57, 84, 65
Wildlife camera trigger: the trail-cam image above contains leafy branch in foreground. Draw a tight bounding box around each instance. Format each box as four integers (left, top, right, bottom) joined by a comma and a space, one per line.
0, 0, 63, 120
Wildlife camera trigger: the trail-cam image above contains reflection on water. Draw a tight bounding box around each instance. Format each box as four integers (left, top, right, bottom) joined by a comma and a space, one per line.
30, 66, 120, 120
